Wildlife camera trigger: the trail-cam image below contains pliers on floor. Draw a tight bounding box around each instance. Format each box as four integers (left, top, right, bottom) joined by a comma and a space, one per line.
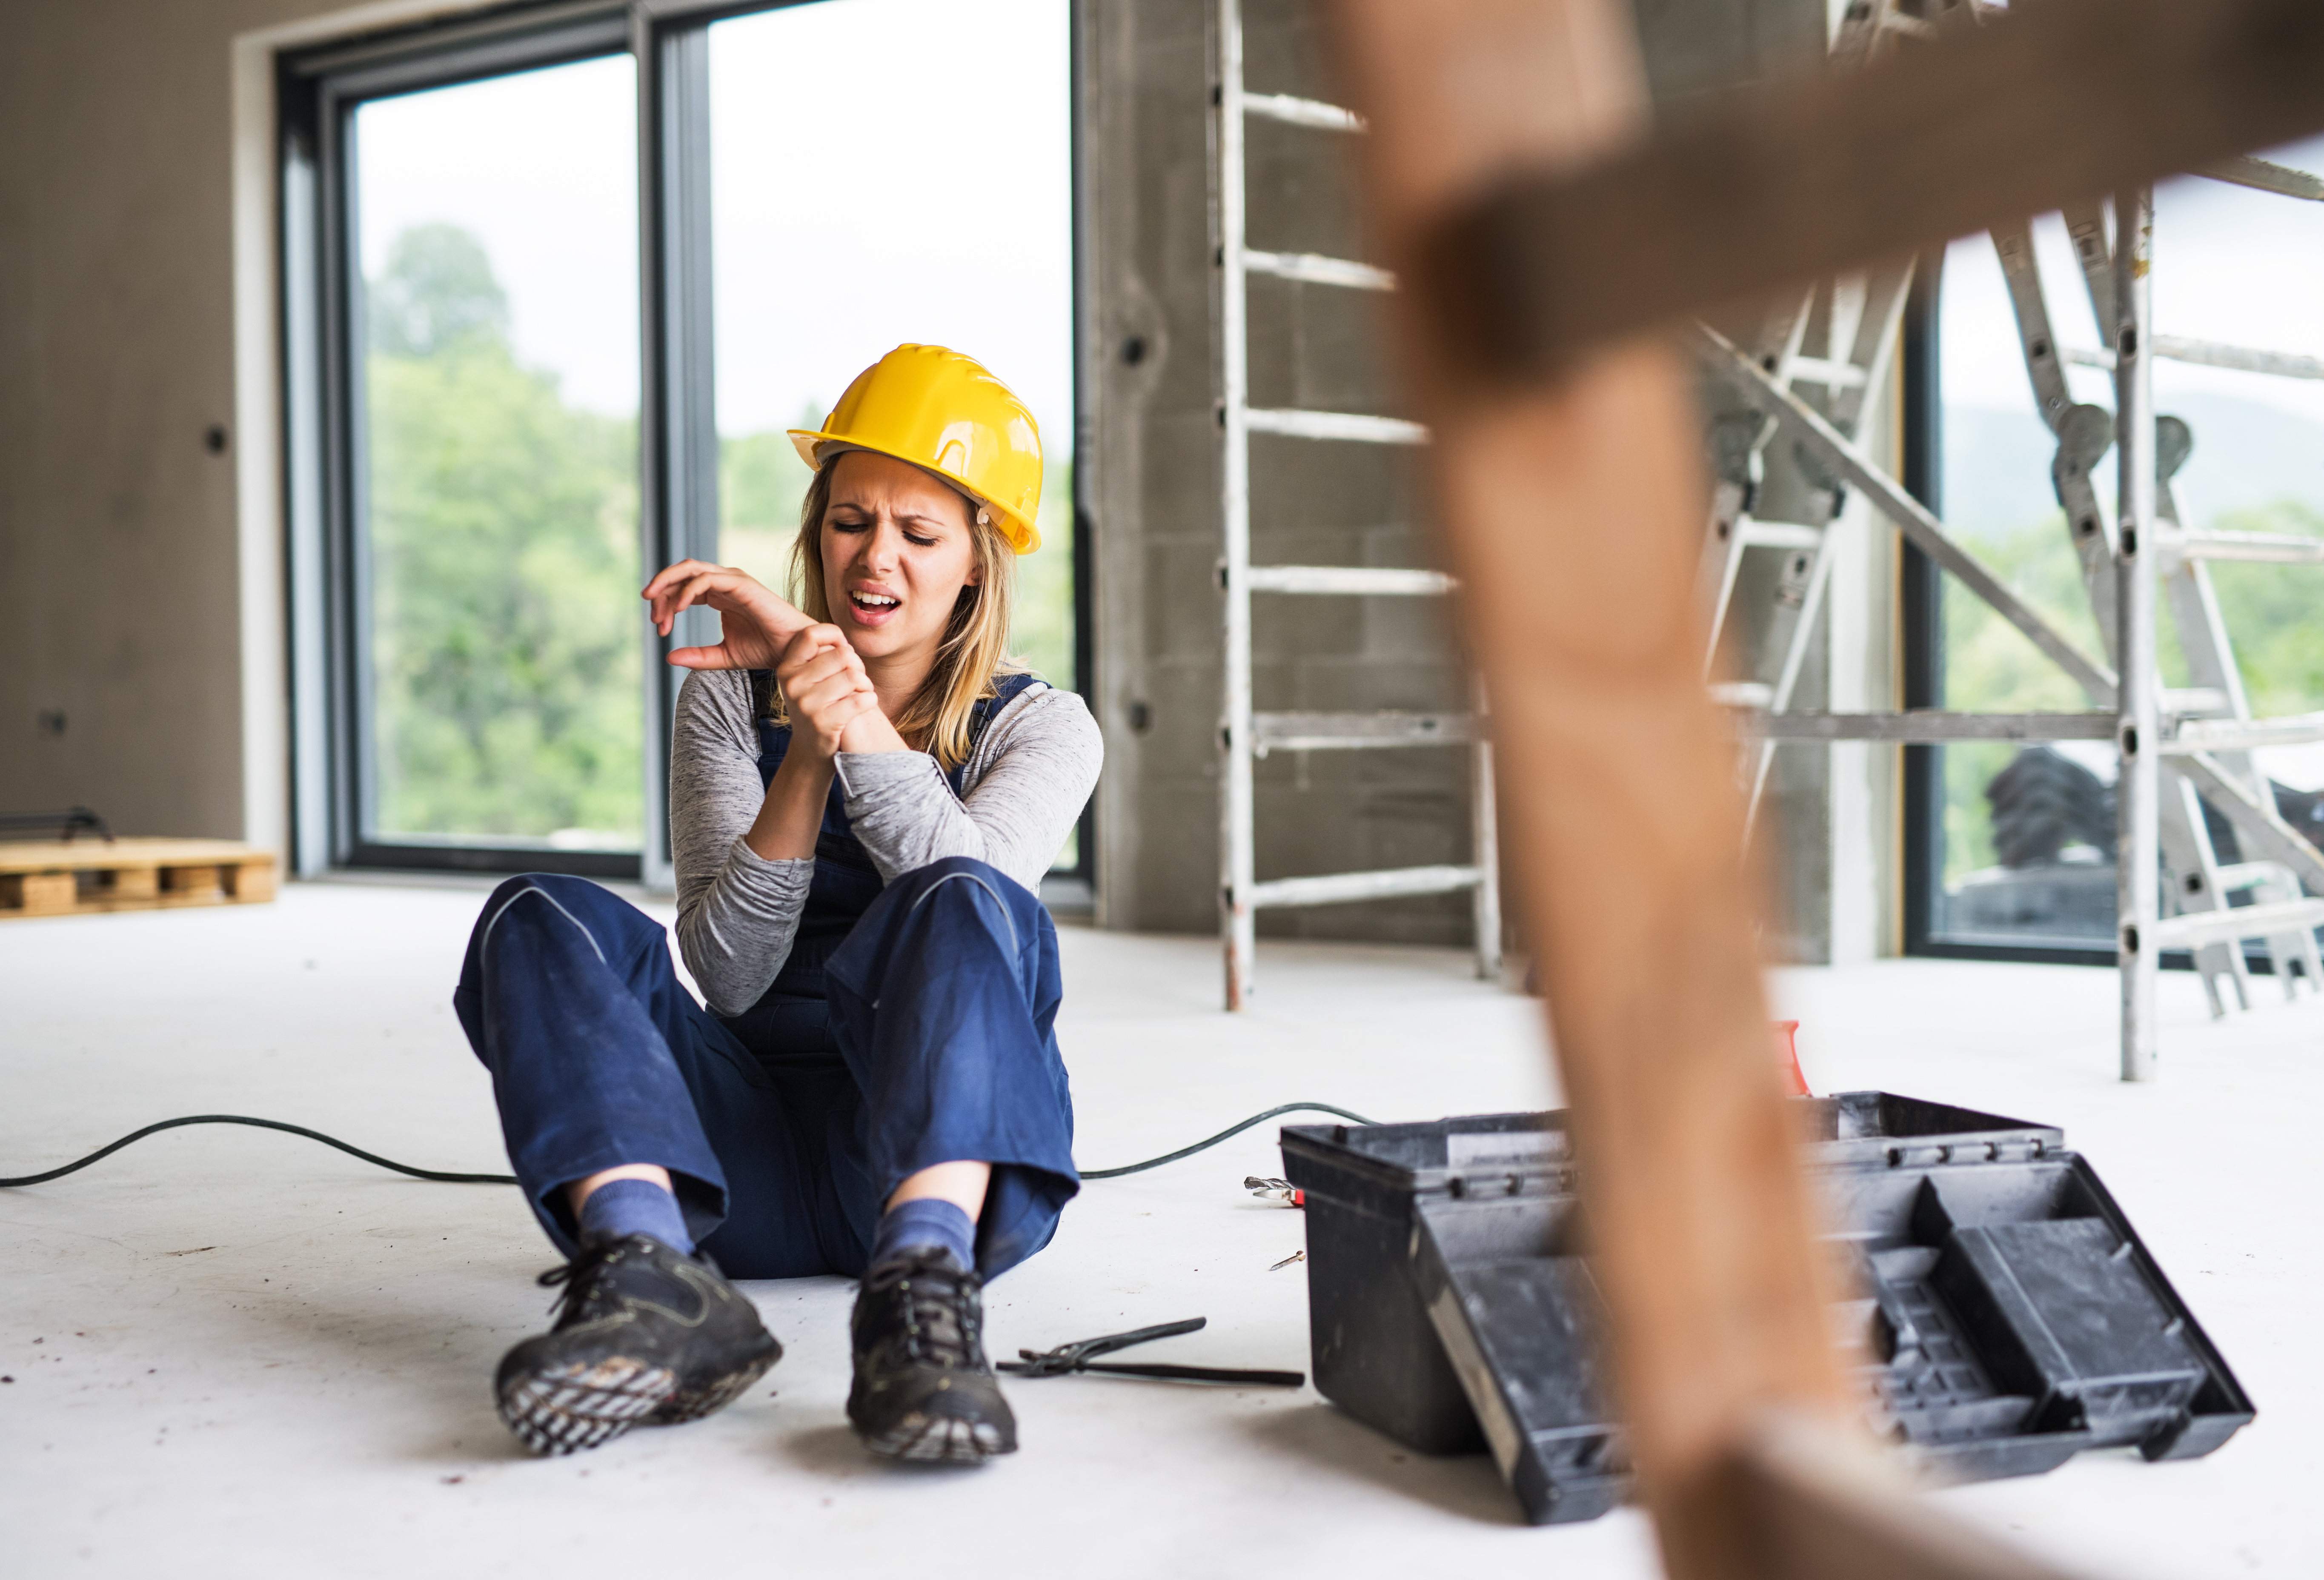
996, 1317, 1305, 1387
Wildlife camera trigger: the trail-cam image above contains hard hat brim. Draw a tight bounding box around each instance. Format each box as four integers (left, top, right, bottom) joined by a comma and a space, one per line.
788, 429, 1043, 555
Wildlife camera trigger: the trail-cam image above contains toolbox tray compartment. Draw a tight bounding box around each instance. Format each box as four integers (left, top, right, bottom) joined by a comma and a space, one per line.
1281, 1093, 2253, 1526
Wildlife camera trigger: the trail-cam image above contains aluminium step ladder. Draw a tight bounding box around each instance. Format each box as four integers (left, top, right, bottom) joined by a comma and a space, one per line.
1213, 0, 1501, 1010
1701, 0, 1955, 835
1699, 0, 2324, 1040
1697, 257, 1918, 836
1993, 189, 2324, 1014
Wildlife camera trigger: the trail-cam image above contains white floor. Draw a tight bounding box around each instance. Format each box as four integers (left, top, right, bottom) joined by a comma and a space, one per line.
2, 881, 2316, 1579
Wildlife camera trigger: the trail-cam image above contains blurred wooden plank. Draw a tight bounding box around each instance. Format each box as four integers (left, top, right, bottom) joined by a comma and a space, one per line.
7, 872, 78, 916
1415, 0, 2324, 374
161, 864, 225, 900
1732, 1414, 2089, 1580
1314, 3, 1850, 1577
0, 839, 278, 919
0, 838, 269, 874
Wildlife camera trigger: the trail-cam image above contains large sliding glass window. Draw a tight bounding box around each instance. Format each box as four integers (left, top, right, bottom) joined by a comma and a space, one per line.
1916, 133, 2324, 954
708, 0, 1080, 866
286, 0, 1082, 882
352, 60, 644, 862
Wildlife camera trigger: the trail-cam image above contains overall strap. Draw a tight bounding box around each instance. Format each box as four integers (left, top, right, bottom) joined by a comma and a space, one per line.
951, 672, 1046, 793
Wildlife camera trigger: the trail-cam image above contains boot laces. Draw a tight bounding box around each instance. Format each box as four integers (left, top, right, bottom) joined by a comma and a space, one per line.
535, 1239, 627, 1322
866, 1251, 983, 1369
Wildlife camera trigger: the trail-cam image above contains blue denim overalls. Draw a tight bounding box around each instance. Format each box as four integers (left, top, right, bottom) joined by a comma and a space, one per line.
452, 673, 1077, 1280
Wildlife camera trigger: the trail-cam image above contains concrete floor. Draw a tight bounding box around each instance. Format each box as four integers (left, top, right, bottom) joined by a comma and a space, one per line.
3, 880, 2315, 1578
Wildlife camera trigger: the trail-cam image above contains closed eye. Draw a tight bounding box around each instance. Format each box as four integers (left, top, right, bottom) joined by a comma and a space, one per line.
827, 513, 943, 549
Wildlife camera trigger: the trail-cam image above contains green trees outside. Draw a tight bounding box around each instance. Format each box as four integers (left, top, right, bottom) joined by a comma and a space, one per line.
1939, 496, 2324, 881
364, 225, 643, 849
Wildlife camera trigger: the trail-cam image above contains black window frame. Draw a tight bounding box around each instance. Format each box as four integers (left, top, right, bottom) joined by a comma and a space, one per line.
1899, 242, 2177, 970
280, 0, 1096, 887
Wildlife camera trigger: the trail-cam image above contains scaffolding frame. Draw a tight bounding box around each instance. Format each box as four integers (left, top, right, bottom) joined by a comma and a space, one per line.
1697, 3, 2324, 1079
1212, 0, 1501, 1010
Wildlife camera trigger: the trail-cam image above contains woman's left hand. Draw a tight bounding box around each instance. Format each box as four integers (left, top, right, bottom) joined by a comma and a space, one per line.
777, 624, 883, 757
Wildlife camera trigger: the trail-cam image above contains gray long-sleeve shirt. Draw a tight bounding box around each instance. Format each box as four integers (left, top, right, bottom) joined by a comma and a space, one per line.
670, 668, 1104, 1017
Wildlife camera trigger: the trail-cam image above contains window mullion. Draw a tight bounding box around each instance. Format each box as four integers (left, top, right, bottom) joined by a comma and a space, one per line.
635, 11, 721, 892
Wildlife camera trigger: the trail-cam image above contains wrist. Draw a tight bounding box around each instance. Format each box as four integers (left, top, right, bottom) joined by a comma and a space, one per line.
748, 596, 814, 651
838, 710, 907, 756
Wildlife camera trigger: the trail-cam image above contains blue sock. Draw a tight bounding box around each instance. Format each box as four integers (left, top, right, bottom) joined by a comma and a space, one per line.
871, 1197, 976, 1271
578, 1177, 694, 1255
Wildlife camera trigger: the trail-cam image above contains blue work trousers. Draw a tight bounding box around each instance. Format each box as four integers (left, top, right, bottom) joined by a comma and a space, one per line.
451, 858, 1077, 1280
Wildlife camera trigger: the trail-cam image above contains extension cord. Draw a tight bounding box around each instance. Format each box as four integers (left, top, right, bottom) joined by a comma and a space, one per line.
0, 1103, 1377, 1190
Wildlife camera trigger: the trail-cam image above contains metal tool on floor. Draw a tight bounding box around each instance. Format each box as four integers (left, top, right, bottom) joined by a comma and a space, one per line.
1244, 1175, 1302, 1206
997, 1317, 1304, 1388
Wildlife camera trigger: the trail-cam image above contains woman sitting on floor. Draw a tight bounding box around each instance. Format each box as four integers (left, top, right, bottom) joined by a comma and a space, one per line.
453, 345, 1102, 1464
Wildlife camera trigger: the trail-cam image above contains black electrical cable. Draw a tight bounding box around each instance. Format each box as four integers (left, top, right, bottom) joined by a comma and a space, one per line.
0, 1114, 520, 1188
1074, 1102, 1375, 1179
0, 1103, 1376, 1190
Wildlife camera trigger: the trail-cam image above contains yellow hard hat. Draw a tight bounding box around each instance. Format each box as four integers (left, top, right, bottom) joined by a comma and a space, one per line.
789, 344, 1045, 554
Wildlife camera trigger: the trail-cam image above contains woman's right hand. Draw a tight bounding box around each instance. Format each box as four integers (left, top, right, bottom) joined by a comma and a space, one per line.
642, 560, 813, 671
776, 624, 881, 757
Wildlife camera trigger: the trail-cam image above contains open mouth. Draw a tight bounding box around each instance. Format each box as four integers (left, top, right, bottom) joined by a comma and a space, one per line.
849, 591, 899, 613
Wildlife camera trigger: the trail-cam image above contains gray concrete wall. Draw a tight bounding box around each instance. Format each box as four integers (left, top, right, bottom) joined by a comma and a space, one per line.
0, 0, 309, 839
1079, 0, 1879, 953
1083, 0, 1478, 945
0, 0, 492, 846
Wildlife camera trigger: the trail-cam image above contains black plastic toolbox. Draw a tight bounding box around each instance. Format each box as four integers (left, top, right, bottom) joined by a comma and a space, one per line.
1280, 1093, 2254, 1526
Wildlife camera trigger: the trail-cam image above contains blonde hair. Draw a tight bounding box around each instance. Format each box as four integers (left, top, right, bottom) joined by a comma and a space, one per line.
776, 459, 1021, 770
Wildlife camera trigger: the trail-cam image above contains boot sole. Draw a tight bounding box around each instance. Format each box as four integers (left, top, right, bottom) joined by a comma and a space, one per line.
499, 1340, 781, 1455
498, 1356, 678, 1456
857, 1411, 1015, 1464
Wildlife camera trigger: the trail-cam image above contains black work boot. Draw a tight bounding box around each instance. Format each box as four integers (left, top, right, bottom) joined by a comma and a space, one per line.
495, 1235, 781, 1455
847, 1246, 1018, 1463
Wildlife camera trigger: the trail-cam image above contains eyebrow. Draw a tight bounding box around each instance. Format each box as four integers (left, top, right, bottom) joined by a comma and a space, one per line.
827, 501, 956, 529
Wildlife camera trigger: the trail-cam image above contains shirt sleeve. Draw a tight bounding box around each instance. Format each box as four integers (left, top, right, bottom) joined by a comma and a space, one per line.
833, 684, 1105, 894
669, 670, 815, 1018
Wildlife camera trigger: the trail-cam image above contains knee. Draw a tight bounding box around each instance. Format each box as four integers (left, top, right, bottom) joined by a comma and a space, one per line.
469, 873, 631, 959
891, 857, 1045, 947
892, 857, 1028, 915
476, 873, 565, 936
489, 872, 598, 906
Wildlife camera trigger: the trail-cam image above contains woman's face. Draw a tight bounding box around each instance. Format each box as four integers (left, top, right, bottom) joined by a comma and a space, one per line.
818, 449, 982, 664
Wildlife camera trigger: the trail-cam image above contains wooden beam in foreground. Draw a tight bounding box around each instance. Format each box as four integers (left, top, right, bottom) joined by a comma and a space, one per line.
1417, 0, 2324, 376
1314, 2, 2089, 1576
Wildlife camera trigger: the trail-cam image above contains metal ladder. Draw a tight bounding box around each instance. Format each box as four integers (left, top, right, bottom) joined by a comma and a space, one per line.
1699, 258, 1918, 836
1701, 0, 1941, 835
1699, 0, 2324, 1048
1995, 189, 2324, 1014
1213, 0, 1502, 1010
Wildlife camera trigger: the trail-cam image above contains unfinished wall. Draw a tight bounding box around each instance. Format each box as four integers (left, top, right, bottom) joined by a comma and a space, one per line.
1082, 0, 1475, 945
0, 0, 470, 843
5, 2, 251, 838
1081, 0, 1903, 959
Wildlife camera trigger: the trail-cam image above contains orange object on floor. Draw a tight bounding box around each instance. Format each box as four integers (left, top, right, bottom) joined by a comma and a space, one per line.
1771, 1020, 1811, 1097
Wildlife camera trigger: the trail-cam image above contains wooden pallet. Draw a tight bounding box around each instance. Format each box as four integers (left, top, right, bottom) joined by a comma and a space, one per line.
0, 839, 278, 920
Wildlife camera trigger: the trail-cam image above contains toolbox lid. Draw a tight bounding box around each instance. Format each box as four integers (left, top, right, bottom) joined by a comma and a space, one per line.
1284, 1093, 2062, 1210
